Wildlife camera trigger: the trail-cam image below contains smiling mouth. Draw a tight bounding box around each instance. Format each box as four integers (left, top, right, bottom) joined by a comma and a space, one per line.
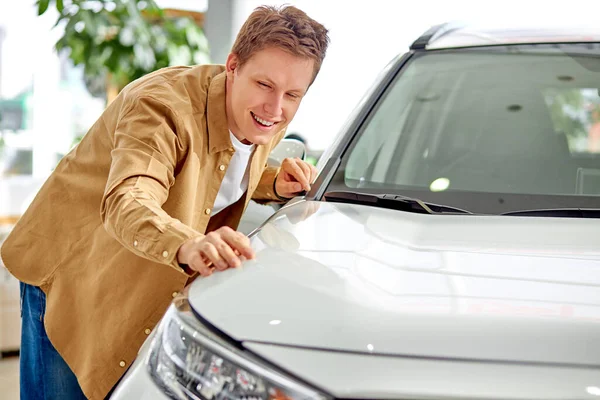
251, 112, 277, 127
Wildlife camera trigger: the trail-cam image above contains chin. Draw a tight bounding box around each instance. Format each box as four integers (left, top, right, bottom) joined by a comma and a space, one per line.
246, 135, 271, 146
244, 129, 277, 146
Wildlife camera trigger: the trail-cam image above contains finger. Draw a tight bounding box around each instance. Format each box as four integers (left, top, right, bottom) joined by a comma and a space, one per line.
230, 231, 256, 260
235, 231, 255, 259
276, 168, 303, 193
188, 252, 213, 277
277, 181, 304, 196
279, 180, 303, 194
283, 159, 310, 190
221, 230, 255, 260
296, 159, 313, 190
294, 159, 313, 191
201, 242, 227, 271
209, 237, 242, 268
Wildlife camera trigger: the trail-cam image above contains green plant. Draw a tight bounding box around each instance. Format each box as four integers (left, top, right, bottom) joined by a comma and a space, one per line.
36, 0, 210, 97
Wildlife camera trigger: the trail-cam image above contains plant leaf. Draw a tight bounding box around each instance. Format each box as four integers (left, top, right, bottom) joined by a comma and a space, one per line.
37, 0, 50, 15
40, 0, 211, 99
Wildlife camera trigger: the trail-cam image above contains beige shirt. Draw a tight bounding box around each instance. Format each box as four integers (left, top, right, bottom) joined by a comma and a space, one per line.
1, 64, 285, 399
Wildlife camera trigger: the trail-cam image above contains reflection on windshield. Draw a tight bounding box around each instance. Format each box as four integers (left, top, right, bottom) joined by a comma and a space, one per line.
343, 46, 600, 205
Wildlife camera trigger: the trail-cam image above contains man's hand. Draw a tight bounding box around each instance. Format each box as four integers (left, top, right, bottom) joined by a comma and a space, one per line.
177, 227, 255, 277
275, 158, 318, 199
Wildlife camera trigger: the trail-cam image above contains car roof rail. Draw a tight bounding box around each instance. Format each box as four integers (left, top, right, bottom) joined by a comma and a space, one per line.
410, 22, 464, 50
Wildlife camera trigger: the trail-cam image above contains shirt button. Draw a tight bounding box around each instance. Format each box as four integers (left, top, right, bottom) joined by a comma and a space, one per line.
119, 361, 126, 368
219, 164, 225, 171
133, 240, 138, 247
144, 328, 151, 335
172, 291, 179, 298
162, 250, 169, 258
204, 208, 211, 215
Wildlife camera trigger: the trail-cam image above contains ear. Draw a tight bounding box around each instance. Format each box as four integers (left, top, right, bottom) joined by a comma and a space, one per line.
226, 53, 239, 75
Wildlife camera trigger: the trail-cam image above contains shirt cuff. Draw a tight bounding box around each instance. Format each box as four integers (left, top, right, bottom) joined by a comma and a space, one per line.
272, 175, 292, 202
128, 219, 204, 276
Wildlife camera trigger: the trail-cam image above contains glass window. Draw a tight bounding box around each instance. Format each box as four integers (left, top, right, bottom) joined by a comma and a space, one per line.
343, 46, 600, 200
543, 88, 600, 154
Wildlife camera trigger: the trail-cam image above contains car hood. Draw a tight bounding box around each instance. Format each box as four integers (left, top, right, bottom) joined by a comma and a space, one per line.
188, 200, 600, 367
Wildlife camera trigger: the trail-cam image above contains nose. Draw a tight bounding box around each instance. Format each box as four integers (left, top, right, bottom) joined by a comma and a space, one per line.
263, 92, 283, 118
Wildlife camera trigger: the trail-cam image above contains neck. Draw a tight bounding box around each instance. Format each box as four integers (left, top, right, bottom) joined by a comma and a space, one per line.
231, 130, 252, 145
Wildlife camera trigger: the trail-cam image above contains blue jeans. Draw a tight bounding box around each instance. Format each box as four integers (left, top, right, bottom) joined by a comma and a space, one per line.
20, 282, 87, 400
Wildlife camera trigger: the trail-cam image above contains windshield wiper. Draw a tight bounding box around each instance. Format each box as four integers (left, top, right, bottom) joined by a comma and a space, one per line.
502, 208, 600, 218
323, 191, 473, 215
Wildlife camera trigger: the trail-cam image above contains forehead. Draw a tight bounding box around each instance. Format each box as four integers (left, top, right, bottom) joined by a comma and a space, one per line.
240, 47, 315, 90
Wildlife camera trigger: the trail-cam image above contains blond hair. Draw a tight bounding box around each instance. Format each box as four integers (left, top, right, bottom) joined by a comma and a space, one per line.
231, 5, 329, 84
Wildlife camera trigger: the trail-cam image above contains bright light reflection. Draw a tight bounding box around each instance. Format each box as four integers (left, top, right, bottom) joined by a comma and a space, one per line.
367, 344, 374, 352
269, 320, 282, 325
587, 386, 600, 396
430, 177, 450, 192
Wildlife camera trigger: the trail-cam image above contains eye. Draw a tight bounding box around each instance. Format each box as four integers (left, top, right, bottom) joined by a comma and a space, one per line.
258, 81, 270, 89
287, 93, 300, 100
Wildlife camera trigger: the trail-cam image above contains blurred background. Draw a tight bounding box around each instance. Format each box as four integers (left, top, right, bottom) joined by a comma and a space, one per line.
1, 0, 599, 398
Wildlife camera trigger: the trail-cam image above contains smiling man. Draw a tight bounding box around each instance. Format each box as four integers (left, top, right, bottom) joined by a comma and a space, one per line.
1, 5, 329, 400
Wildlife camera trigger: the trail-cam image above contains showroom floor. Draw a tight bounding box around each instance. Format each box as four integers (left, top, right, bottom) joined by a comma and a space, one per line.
0, 354, 19, 400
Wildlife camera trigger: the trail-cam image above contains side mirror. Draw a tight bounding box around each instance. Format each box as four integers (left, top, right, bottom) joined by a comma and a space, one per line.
238, 139, 307, 235
267, 138, 306, 167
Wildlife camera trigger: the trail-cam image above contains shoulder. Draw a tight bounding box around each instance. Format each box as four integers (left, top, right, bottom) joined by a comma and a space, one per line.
120, 65, 226, 118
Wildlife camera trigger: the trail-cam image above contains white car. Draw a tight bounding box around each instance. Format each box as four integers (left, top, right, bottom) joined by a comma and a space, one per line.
111, 22, 600, 400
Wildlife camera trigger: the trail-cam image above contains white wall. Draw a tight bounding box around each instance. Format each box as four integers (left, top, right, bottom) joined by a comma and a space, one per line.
0, 2, 105, 219
0, 4, 69, 177
0, 2, 41, 99
231, 0, 600, 151
3, 0, 600, 155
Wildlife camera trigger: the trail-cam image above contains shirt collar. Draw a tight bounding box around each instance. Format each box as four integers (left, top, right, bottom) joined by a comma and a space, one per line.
229, 130, 255, 153
206, 71, 233, 154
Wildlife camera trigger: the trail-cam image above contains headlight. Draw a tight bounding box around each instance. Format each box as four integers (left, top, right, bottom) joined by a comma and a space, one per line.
148, 295, 329, 400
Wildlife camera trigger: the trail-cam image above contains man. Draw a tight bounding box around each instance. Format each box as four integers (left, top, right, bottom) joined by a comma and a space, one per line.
1, 5, 329, 399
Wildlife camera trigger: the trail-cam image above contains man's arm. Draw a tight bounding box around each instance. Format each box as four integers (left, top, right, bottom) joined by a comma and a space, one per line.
251, 165, 286, 203
100, 95, 255, 277
100, 95, 202, 273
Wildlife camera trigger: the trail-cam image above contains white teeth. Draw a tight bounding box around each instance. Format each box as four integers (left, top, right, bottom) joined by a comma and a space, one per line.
252, 113, 274, 127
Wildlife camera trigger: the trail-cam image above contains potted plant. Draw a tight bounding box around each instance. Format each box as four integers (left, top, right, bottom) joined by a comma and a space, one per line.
36, 0, 211, 103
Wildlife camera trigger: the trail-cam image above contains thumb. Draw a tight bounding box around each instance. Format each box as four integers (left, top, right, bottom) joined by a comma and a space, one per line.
278, 181, 303, 195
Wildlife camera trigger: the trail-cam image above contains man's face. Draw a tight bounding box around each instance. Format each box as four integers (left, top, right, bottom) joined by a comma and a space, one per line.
225, 47, 315, 145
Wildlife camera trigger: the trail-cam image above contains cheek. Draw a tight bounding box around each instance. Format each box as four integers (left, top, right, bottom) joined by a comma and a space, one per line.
234, 83, 255, 106
234, 93, 254, 121
251, 91, 269, 108
283, 102, 301, 120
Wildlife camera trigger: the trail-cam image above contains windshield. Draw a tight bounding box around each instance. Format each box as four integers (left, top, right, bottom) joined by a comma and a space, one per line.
328, 44, 600, 214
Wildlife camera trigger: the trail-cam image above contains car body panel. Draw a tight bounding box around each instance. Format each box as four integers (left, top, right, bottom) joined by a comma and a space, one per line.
189, 201, 600, 367
426, 21, 600, 50
243, 342, 600, 400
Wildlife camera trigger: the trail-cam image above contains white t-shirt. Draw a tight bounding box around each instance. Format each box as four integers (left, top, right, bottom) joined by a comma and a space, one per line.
211, 132, 255, 216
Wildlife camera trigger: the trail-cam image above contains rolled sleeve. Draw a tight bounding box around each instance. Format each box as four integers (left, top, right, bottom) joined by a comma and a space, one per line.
251, 166, 285, 204
100, 96, 202, 271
